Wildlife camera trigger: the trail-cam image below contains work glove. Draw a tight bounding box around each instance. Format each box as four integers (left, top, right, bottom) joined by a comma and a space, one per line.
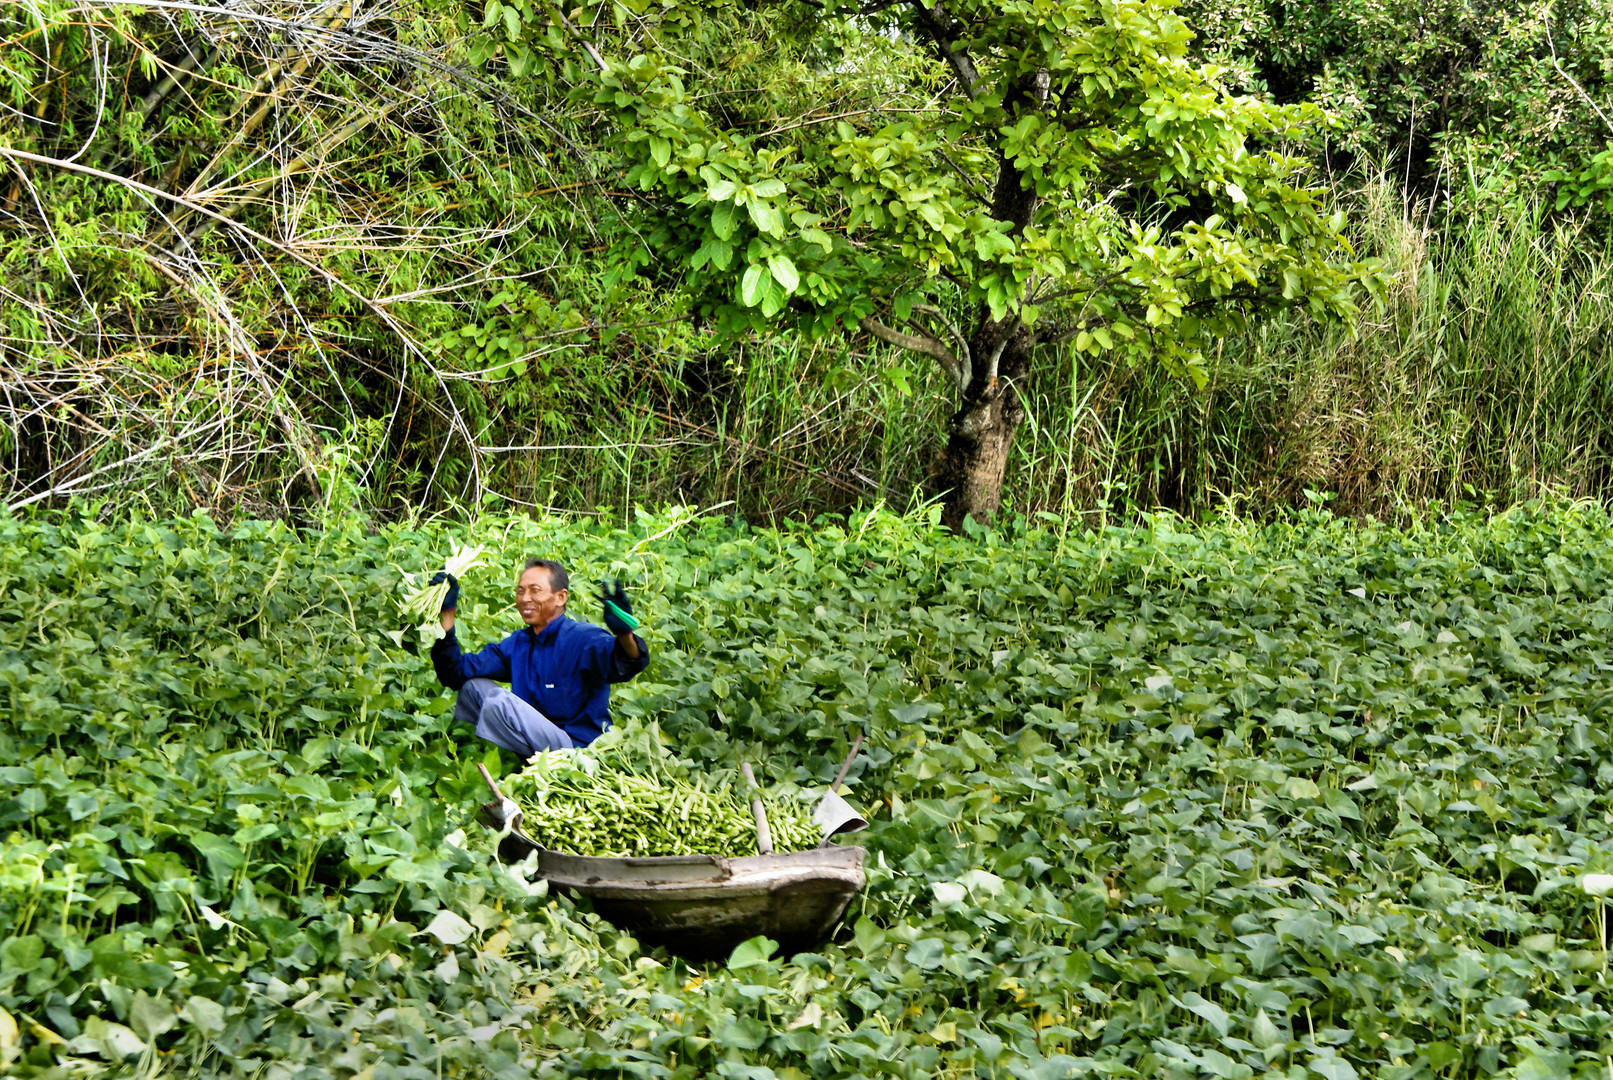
599, 578, 640, 634
428, 571, 460, 613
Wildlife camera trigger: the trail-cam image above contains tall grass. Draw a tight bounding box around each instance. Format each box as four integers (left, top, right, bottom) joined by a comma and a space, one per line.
498, 179, 1613, 527
999, 181, 1613, 523
463, 335, 950, 523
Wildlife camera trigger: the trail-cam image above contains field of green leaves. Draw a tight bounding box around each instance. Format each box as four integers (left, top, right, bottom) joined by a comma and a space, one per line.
5, 502, 1613, 1077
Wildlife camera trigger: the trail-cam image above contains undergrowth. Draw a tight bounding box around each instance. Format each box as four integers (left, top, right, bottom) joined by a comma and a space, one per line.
4, 501, 1613, 1076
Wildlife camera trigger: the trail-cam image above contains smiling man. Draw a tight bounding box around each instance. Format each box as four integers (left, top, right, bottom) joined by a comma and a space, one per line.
428, 559, 648, 758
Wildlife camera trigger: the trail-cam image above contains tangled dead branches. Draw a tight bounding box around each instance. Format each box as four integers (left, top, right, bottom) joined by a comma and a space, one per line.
0, 0, 600, 518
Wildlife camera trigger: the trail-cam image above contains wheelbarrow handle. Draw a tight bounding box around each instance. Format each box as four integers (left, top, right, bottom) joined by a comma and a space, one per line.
830, 732, 864, 793
478, 763, 505, 801
740, 762, 774, 855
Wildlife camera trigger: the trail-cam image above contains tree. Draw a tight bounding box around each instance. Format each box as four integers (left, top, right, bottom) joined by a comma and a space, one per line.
579, 0, 1380, 527
1180, 0, 1613, 214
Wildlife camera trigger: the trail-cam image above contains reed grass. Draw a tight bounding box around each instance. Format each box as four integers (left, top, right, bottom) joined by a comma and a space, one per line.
990, 179, 1613, 524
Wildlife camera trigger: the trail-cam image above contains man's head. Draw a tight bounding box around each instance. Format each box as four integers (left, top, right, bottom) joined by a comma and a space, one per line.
516, 559, 569, 630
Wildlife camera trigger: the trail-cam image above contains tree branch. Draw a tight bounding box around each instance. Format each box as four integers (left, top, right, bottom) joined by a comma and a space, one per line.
183, 98, 404, 243
860, 315, 966, 391
0, 145, 487, 506
936, 147, 990, 202
6, 437, 173, 513
911, 304, 973, 388
1033, 268, 1122, 307
138, 44, 221, 121
551, 5, 610, 74
904, 0, 978, 97
143, 254, 325, 500
982, 314, 1020, 386
1546, 18, 1613, 136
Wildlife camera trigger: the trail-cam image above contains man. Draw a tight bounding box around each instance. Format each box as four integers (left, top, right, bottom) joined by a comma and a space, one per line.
428, 559, 648, 757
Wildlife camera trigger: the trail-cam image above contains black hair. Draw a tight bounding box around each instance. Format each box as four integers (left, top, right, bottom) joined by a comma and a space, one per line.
522, 558, 569, 595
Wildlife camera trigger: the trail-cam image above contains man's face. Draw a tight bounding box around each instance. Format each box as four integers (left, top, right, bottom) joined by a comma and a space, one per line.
515, 566, 567, 629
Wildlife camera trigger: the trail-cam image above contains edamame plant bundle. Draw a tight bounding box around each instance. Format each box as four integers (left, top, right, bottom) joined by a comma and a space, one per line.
387, 541, 487, 650
501, 734, 820, 857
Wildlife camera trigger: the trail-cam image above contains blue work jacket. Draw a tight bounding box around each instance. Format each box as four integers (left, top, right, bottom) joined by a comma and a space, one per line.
431, 613, 648, 745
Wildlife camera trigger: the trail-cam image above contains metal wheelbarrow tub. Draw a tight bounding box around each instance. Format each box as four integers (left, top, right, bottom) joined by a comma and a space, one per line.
490, 820, 865, 960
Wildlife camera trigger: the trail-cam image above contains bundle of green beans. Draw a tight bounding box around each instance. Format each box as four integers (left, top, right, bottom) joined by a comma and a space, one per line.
501, 755, 820, 857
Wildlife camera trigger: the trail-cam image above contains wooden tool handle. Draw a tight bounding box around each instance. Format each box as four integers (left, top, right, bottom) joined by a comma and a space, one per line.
740, 762, 773, 855
830, 731, 864, 793
477, 763, 504, 801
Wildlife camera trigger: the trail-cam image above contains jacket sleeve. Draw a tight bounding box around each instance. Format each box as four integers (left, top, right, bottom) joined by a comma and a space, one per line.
578, 627, 648, 685
607, 634, 649, 684
430, 628, 513, 690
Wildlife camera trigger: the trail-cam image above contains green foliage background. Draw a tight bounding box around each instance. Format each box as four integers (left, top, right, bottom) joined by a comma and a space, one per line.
8, 502, 1613, 1075
5, 0, 1613, 525
1179, 0, 1613, 213
10, 1, 1613, 1073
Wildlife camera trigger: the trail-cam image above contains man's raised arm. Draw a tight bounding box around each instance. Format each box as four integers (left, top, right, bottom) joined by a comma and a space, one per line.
600, 578, 647, 673
427, 571, 511, 689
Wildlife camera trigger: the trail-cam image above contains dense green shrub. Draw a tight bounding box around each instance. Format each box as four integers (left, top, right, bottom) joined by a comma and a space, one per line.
11, 0, 1613, 528
1182, 0, 1613, 215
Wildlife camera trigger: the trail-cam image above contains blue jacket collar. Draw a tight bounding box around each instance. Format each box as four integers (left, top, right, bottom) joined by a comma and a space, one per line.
527, 612, 568, 645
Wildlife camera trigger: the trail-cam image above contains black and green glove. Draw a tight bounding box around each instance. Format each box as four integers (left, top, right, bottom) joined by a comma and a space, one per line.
599, 578, 640, 634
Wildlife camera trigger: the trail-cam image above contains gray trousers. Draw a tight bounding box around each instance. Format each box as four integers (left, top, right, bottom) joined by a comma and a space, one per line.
454, 678, 574, 758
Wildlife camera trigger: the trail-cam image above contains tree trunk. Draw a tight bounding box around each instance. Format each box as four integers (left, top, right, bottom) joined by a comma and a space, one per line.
925, 65, 1047, 531
936, 324, 1033, 530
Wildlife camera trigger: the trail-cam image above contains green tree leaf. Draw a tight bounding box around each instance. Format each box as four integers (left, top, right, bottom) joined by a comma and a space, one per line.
740, 263, 771, 306
766, 254, 799, 293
